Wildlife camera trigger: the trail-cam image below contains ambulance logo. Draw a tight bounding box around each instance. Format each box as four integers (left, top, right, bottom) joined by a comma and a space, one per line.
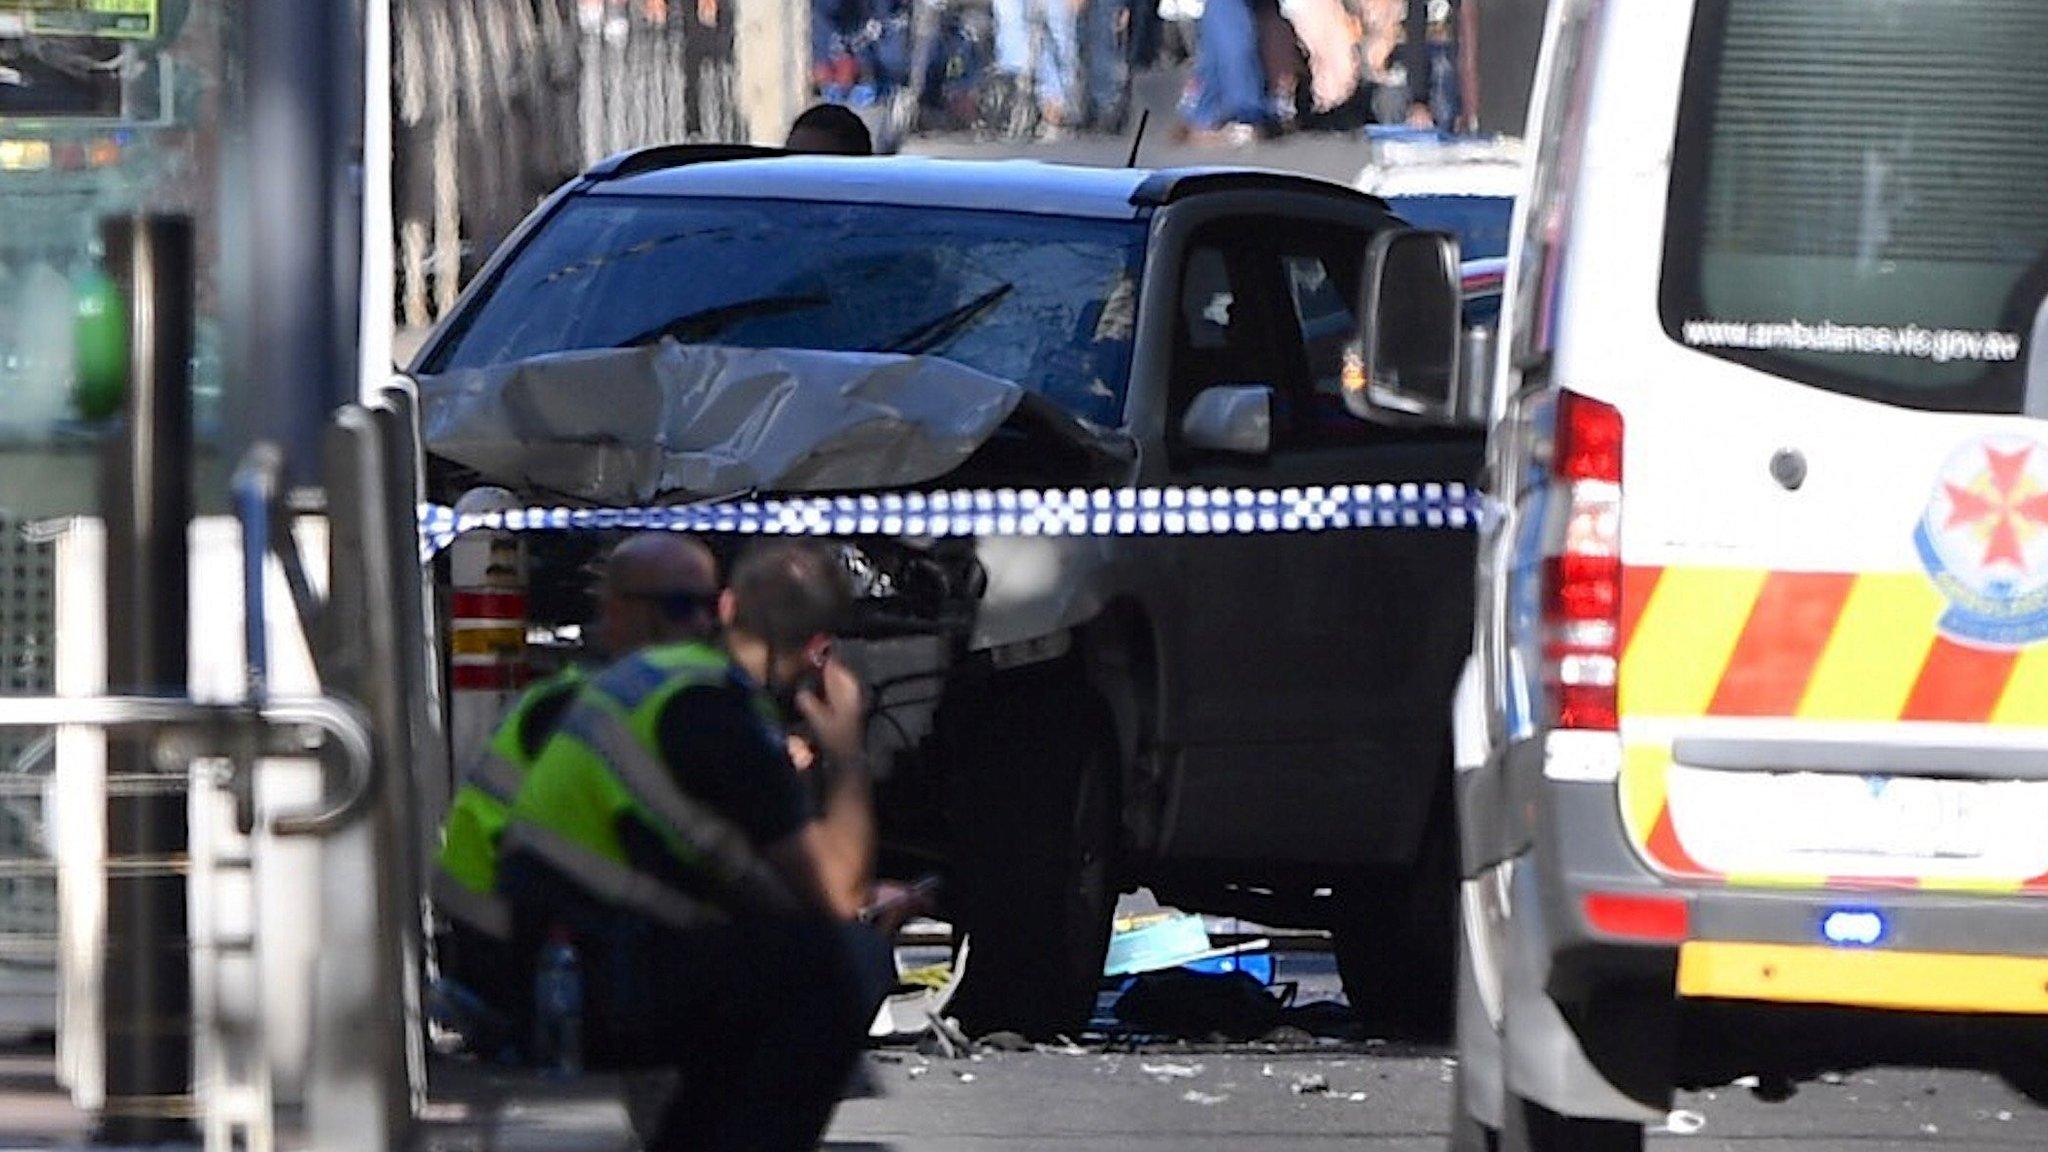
1914, 435, 2048, 649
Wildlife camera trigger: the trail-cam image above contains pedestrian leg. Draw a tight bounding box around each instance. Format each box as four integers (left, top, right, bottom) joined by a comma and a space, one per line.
1129, 0, 1162, 71
993, 0, 1032, 77
1080, 0, 1128, 128
1191, 0, 1266, 129
1033, 0, 1080, 126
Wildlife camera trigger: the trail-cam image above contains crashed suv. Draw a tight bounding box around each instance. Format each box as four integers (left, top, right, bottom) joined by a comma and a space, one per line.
411, 148, 1485, 1038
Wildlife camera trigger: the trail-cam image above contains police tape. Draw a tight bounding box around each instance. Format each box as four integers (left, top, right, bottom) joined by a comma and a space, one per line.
418, 482, 1482, 560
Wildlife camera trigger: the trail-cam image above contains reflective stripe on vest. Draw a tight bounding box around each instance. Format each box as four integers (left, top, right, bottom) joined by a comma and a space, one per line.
554, 697, 800, 917
508, 641, 800, 922
464, 748, 526, 805
430, 863, 512, 940
498, 819, 721, 932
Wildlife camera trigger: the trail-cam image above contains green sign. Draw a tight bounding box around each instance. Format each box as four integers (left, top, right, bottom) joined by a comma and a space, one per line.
3, 0, 158, 40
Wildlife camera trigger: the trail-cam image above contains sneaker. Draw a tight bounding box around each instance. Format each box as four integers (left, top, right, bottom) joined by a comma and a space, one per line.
1184, 122, 1259, 147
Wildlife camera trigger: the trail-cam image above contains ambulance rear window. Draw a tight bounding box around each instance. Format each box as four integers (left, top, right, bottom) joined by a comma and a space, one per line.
1660, 0, 2048, 415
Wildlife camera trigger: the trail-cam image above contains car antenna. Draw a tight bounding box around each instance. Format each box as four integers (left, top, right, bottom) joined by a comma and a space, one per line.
1124, 109, 1151, 169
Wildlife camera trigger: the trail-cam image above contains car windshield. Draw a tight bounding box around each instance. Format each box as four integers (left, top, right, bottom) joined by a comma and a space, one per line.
429, 196, 1147, 427
1660, 0, 2048, 414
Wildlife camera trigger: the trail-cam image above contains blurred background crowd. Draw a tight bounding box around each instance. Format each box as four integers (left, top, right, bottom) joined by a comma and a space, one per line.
811, 0, 1479, 144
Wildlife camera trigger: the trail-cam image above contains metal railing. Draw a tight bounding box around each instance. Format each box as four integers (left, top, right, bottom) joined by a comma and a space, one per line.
0, 697, 377, 839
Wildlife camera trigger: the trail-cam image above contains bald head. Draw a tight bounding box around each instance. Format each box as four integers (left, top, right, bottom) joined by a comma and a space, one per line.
593, 532, 720, 656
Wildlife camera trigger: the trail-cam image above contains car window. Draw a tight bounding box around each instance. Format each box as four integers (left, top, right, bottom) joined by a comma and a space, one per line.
1282, 252, 1359, 402
1265, 226, 1377, 448
430, 197, 1147, 427
1661, 0, 2048, 414
1168, 240, 1276, 423
1182, 247, 1238, 351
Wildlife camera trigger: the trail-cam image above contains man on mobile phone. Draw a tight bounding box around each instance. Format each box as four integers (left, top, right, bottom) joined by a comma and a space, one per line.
500, 538, 891, 1152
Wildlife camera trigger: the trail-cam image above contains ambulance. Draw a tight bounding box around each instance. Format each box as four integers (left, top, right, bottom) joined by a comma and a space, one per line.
1401, 1, 2048, 1147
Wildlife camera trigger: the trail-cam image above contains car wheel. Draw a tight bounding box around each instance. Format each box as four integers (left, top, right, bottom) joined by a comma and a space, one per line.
1498, 1092, 1644, 1152
947, 672, 1119, 1040
1333, 774, 1457, 1041
1998, 1058, 2048, 1106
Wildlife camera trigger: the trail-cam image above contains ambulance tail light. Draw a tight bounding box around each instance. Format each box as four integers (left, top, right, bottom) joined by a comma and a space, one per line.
1543, 391, 1623, 734
1582, 891, 1688, 943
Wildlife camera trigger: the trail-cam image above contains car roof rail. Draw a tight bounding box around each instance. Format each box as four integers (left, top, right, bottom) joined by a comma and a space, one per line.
584, 143, 786, 181
1131, 168, 1390, 212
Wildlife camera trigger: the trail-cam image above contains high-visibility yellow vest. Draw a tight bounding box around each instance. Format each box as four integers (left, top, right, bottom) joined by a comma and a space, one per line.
432, 668, 586, 937
501, 642, 798, 929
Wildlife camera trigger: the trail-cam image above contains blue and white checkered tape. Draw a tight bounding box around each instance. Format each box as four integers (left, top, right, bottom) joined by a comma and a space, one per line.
418, 482, 1482, 561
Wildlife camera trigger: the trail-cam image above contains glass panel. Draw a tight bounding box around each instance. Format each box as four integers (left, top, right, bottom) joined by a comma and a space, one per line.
430, 197, 1147, 428
0, 0, 246, 518
1662, 0, 2048, 413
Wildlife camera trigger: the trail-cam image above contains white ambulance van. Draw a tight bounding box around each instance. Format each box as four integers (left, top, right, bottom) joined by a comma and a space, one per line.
1406, 1, 2048, 1148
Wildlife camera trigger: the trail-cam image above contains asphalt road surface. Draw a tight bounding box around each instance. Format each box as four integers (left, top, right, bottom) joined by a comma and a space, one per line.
819, 939, 2047, 1151
828, 1046, 2045, 1152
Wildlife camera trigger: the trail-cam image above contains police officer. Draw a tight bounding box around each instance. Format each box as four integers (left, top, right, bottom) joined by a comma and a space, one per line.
431, 533, 721, 1035
499, 538, 888, 1152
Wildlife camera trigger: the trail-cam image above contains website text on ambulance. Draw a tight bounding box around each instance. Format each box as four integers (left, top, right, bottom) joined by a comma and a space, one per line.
1682, 318, 2023, 365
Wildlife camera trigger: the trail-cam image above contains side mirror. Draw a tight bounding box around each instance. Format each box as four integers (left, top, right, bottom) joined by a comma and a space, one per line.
1180, 385, 1272, 455
1344, 229, 1463, 426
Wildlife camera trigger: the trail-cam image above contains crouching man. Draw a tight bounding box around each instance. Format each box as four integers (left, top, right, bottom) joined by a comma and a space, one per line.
501, 538, 891, 1151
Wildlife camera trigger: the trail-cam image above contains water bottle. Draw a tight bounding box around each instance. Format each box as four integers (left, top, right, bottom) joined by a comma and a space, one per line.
532, 928, 584, 1078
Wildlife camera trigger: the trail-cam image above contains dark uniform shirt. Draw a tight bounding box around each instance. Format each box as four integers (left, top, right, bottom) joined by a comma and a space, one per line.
613, 669, 813, 902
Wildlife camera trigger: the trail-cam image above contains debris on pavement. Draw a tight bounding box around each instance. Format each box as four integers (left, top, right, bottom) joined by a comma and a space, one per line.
1106, 912, 1215, 976
1291, 1073, 1331, 1096
957, 1072, 978, 1084
874, 941, 971, 1041
1259, 1025, 1316, 1047
1660, 1110, 1706, 1136
1182, 1090, 1229, 1106
916, 1012, 975, 1060
1140, 1062, 1205, 1081
977, 1030, 1034, 1053
1035, 1039, 1091, 1056
1113, 969, 1286, 1040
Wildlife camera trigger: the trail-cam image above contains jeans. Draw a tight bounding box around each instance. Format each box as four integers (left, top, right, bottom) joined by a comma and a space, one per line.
1184, 0, 1266, 128
1078, 0, 1126, 124
993, 0, 1078, 113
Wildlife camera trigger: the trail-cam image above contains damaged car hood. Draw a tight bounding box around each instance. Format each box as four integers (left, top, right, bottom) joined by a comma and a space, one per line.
417, 342, 1127, 505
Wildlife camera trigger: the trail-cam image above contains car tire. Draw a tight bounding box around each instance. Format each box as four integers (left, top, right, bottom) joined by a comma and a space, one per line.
947, 671, 1119, 1040
1998, 1059, 2048, 1106
1333, 773, 1458, 1041
1498, 1092, 1644, 1152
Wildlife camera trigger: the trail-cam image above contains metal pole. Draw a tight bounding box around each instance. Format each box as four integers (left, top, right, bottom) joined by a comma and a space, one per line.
96, 214, 197, 1145
247, 0, 365, 484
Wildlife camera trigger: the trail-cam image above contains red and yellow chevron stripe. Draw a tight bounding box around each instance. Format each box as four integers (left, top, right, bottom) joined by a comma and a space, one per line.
1615, 565, 2048, 893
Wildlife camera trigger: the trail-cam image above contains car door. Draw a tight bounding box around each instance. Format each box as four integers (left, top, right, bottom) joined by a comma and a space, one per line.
1162, 213, 1483, 861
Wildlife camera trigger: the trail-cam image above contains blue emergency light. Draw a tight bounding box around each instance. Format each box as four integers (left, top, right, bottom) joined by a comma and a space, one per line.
1820, 909, 1887, 947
